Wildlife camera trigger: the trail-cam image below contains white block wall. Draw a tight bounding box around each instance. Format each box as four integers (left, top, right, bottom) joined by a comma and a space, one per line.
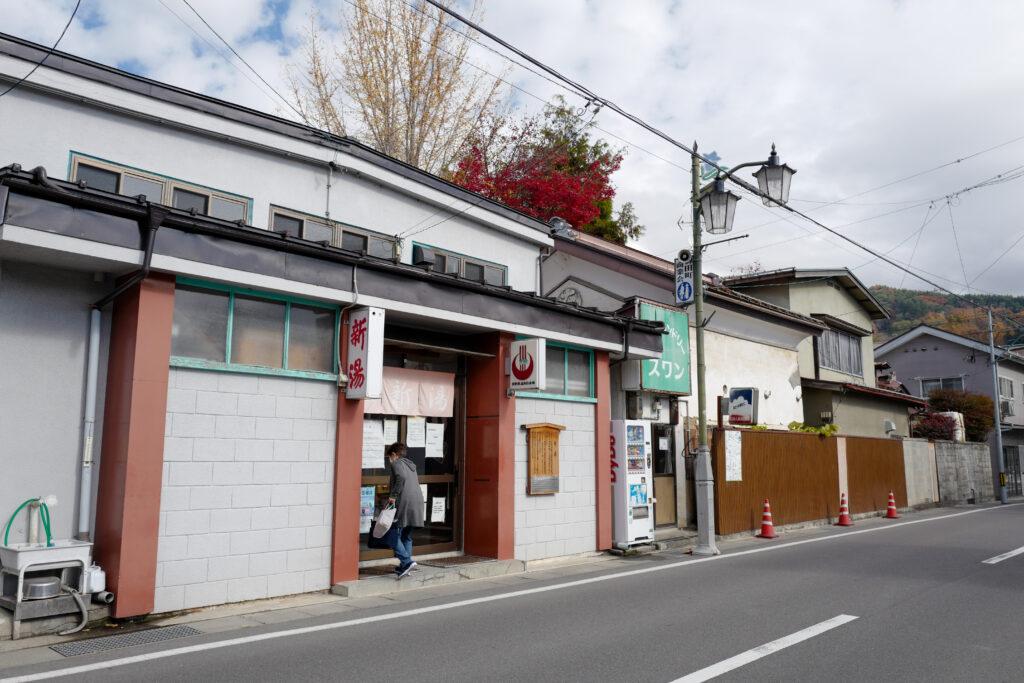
154, 368, 336, 613
514, 398, 596, 562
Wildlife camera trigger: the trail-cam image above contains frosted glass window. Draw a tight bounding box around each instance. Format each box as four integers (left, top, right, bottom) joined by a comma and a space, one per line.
485, 266, 505, 286
122, 174, 163, 201
273, 213, 302, 235
566, 349, 591, 397
173, 188, 208, 214
210, 196, 246, 222
231, 296, 285, 368
464, 262, 485, 282
288, 304, 335, 373
303, 219, 333, 243
546, 346, 566, 394
76, 164, 119, 193
171, 287, 229, 361
369, 236, 393, 258
342, 231, 367, 253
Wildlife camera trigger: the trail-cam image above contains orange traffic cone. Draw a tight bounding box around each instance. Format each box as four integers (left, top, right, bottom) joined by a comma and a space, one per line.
835, 492, 854, 526
885, 490, 900, 519
756, 499, 777, 539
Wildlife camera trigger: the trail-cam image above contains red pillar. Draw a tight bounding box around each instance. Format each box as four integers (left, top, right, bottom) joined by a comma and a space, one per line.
93, 274, 175, 618
464, 332, 515, 559
593, 351, 612, 550
331, 312, 363, 584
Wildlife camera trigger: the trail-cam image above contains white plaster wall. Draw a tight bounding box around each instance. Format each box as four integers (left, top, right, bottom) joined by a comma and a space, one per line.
902, 439, 939, 506
513, 398, 596, 562
154, 368, 336, 613
0, 68, 546, 292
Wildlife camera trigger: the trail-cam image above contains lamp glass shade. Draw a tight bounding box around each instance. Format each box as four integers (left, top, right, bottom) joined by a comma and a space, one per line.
700, 184, 740, 235
753, 163, 796, 206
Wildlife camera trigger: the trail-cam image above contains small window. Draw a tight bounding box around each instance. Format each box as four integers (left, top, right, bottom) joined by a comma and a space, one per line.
566, 349, 591, 397
303, 219, 334, 243
170, 286, 230, 361
272, 213, 303, 235
341, 231, 368, 253
288, 304, 335, 373
76, 164, 120, 193
541, 343, 593, 398
210, 196, 247, 222
270, 207, 394, 255
368, 236, 394, 259
546, 347, 566, 394
922, 377, 963, 396
818, 328, 863, 376
231, 295, 286, 368
173, 187, 209, 214
999, 377, 1014, 399
416, 242, 506, 285
122, 174, 162, 201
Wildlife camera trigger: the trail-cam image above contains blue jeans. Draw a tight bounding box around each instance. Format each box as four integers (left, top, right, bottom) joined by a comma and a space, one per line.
393, 526, 414, 568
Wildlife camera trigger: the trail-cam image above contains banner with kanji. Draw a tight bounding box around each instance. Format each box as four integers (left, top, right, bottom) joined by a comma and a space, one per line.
362, 367, 455, 417
345, 306, 384, 399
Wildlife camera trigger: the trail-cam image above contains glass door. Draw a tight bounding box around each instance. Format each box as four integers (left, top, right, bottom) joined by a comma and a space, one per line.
652, 423, 677, 527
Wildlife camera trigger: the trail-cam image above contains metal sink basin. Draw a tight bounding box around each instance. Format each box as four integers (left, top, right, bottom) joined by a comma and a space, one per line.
0, 540, 93, 572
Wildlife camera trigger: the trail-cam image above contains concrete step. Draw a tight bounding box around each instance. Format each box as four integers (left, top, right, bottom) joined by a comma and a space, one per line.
332, 558, 526, 598
0, 602, 109, 641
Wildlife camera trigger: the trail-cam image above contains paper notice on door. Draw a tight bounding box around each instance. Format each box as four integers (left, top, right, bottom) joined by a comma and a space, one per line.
425, 422, 445, 458
658, 437, 670, 451
421, 484, 428, 518
725, 430, 742, 481
431, 497, 446, 523
407, 416, 426, 447
362, 419, 386, 470
383, 419, 399, 444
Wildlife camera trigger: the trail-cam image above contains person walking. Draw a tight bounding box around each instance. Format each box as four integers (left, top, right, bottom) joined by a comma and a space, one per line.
387, 442, 424, 579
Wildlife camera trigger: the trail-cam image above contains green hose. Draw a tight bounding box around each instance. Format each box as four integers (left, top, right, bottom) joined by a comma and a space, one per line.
3, 498, 38, 547
40, 503, 53, 546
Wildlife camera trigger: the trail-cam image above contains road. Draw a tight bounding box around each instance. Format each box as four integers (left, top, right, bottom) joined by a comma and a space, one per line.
3, 503, 1024, 682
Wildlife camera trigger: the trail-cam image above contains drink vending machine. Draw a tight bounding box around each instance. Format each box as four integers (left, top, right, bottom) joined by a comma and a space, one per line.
610, 419, 654, 549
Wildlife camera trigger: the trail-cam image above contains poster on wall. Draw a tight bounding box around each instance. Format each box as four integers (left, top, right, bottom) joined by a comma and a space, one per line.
359, 486, 375, 533
383, 419, 399, 444
407, 416, 427, 448
362, 419, 386, 469
725, 430, 743, 481
425, 423, 445, 458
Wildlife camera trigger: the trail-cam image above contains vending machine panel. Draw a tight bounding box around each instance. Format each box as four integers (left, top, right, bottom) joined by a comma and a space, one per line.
610, 419, 655, 548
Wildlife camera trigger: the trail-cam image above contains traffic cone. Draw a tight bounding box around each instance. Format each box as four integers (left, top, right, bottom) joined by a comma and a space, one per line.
835, 492, 854, 526
885, 490, 900, 519
756, 498, 777, 539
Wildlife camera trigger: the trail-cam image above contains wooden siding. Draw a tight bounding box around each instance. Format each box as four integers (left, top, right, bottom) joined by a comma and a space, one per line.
846, 437, 907, 513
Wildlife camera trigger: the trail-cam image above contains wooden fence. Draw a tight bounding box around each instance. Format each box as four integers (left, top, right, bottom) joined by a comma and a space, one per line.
711, 428, 908, 535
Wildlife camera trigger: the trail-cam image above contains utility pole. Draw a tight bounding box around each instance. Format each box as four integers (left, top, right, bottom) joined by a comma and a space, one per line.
691, 146, 719, 556
988, 308, 1008, 504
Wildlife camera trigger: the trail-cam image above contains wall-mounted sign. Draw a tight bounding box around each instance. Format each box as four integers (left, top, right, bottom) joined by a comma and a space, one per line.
345, 306, 384, 399
522, 422, 564, 494
510, 338, 546, 392
728, 387, 759, 425
623, 303, 691, 394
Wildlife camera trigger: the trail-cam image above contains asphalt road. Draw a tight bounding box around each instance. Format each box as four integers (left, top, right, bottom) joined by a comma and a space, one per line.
4, 503, 1024, 682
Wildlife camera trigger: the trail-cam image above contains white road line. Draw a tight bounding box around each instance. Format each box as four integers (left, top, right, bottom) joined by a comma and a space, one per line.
0, 504, 1015, 683
670, 614, 859, 683
982, 544, 1024, 564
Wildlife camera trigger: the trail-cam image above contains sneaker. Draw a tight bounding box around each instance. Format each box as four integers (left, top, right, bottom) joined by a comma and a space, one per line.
397, 561, 417, 579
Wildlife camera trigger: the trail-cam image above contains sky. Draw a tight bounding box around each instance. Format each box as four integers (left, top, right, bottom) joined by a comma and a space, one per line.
5, 0, 1024, 298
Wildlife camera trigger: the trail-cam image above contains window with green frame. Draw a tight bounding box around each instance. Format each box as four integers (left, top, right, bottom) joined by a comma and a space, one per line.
541, 342, 593, 399
170, 280, 339, 379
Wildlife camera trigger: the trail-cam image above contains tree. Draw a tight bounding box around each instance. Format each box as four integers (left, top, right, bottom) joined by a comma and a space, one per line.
912, 412, 957, 441
286, 0, 509, 175
448, 97, 644, 244
928, 389, 995, 442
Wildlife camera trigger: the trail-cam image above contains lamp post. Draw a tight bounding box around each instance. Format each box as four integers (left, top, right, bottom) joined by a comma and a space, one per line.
689, 143, 795, 556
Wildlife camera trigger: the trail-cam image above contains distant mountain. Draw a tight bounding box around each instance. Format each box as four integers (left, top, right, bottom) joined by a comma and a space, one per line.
870, 286, 1024, 346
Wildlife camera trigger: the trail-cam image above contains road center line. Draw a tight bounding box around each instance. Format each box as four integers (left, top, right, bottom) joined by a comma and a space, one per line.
1, 504, 1014, 683
982, 544, 1024, 564
670, 614, 859, 683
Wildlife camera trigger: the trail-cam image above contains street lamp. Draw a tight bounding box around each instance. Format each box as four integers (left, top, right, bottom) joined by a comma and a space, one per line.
689, 143, 796, 556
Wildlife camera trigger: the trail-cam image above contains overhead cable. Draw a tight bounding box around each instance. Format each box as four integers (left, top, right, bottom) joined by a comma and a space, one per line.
0, 0, 81, 98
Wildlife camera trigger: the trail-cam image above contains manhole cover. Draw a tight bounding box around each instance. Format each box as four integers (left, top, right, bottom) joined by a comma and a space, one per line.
50, 625, 203, 657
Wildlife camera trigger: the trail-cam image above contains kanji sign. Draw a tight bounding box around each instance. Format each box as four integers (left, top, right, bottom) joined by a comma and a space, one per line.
509, 338, 546, 392
345, 306, 384, 399
675, 254, 694, 306
639, 303, 691, 394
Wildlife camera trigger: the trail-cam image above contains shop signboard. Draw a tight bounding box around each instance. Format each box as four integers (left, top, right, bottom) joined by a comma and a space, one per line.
638, 303, 691, 394
345, 306, 384, 399
509, 338, 546, 392
728, 387, 759, 425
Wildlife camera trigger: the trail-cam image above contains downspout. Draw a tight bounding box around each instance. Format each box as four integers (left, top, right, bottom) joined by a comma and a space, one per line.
536, 246, 553, 296
610, 319, 633, 367
77, 204, 167, 541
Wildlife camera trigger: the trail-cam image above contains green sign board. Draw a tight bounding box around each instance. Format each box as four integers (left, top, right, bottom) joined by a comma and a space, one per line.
639, 303, 691, 394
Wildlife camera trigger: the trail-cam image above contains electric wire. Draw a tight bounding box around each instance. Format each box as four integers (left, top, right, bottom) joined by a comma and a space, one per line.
946, 200, 971, 290
178, 0, 308, 122
0, 0, 81, 98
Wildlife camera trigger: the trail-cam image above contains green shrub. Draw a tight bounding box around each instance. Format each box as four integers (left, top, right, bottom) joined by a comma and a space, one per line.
927, 389, 994, 441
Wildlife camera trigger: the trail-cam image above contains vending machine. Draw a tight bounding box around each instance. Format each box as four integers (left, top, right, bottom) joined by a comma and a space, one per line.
610, 419, 655, 549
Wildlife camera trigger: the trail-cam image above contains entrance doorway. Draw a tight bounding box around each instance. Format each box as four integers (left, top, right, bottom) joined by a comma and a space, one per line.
359, 350, 464, 561
652, 423, 677, 527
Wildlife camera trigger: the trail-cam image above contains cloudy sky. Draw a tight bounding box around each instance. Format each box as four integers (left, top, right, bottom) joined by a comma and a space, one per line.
6, 0, 1024, 296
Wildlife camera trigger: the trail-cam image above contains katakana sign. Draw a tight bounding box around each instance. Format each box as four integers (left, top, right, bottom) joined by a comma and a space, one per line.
639, 303, 691, 394
345, 306, 384, 399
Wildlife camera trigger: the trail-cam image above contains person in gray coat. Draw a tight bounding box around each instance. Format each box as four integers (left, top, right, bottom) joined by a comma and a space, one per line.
387, 442, 424, 578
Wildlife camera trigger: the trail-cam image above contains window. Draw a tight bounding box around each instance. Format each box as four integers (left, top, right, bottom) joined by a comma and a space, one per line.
171, 281, 338, 378
999, 376, 1014, 399
921, 377, 964, 395
818, 329, 863, 376
417, 243, 506, 285
70, 154, 249, 222
543, 343, 593, 399
270, 206, 394, 257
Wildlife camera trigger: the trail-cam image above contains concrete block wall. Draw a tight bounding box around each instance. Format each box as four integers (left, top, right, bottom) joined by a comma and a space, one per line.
902, 439, 939, 506
513, 398, 596, 562
154, 368, 336, 613
934, 441, 993, 504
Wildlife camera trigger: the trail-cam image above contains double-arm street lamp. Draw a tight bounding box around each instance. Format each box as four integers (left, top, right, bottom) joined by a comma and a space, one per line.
690, 143, 796, 556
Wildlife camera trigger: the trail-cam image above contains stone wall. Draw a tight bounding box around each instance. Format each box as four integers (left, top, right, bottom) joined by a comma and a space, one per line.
934, 441, 993, 504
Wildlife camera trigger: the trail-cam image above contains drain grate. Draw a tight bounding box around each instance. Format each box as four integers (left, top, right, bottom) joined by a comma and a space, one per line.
50, 625, 203, 657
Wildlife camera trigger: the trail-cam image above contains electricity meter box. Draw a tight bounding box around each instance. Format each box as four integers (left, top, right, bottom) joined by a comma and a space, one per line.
610, 419, 654, 548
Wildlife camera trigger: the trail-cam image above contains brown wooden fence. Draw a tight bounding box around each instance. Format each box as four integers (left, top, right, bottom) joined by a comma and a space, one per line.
846, 437, 907, 513
711, 429, 839, 535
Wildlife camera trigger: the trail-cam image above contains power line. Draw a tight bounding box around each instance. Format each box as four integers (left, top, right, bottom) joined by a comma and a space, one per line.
177, 0, 307, 122
0, 0, 81, 98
